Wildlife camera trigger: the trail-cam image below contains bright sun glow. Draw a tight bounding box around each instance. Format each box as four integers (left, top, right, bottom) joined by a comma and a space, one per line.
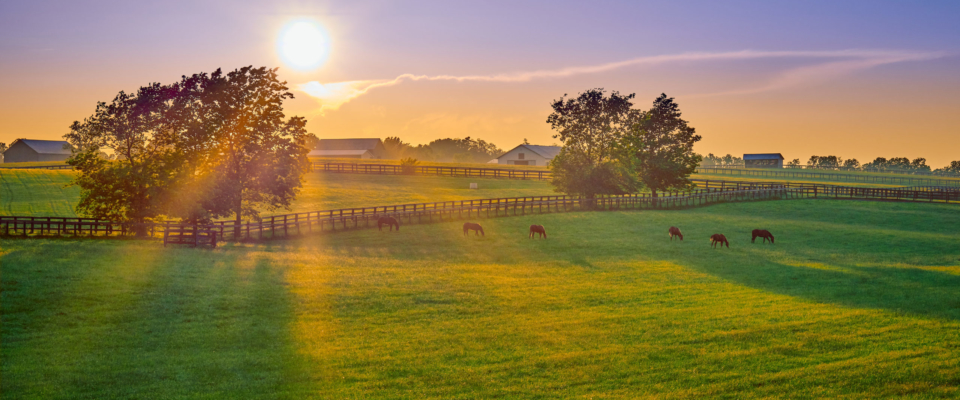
278, 20, 329, 70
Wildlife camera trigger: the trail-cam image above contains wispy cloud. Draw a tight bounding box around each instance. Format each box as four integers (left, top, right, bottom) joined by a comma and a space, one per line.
299, 49, 945, 112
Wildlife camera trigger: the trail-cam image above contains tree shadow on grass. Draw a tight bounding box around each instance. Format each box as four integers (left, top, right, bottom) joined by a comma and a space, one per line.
681, 254, 960, 321
2, 241, 316, 398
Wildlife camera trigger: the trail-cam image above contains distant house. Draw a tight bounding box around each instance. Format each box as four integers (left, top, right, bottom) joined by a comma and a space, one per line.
743, 153, 784, 168
2, 139, 74, 163
496, 145, 562, 166
307, 138, 386, 159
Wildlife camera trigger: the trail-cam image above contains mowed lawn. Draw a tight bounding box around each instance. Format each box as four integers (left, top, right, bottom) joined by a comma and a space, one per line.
4, 168, 949, 220
3, 199, 959, 398
0, 169, 556, 218
0, 169, 80, 217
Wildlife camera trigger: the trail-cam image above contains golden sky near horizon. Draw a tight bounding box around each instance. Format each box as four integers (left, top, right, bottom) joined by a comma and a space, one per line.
1, 1, 958, 166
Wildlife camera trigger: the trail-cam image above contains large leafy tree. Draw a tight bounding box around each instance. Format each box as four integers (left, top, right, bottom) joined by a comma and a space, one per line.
196, 67, 310, 237
65, 83, 182, 234
621, 94, 702, 203
65, 66, 310, 236
546, 88, 640, 198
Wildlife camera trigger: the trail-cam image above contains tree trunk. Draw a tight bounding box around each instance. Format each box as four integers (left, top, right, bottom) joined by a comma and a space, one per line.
651, 190, 658, 208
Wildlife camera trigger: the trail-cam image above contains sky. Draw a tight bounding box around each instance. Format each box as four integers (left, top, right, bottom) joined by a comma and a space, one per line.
1, 0, 958, 166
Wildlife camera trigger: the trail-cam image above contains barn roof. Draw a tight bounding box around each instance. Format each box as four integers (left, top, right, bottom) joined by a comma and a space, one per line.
308, 149, 372, 157
497, 144, 562, 160
523, 145, 562, 159
10, 139, 74, 155
315, 138, 383, 151
743, 153, 784, 160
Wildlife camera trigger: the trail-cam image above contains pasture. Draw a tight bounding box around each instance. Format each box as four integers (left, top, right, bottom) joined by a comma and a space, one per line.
2, 167, 942, 220
3, 199, 959, 398
1, 169, 556, 218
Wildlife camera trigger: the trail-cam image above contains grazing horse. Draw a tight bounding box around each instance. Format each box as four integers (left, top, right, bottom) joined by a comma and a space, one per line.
529, 224, 547, 239
710, 234, 729, 248
463, 222, 484, 236
751, 229, 774, 244
377, 216, 400, 231
668, 226, 683, 241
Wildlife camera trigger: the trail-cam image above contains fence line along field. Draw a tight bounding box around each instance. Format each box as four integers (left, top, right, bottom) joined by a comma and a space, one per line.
2, 199, 958, 398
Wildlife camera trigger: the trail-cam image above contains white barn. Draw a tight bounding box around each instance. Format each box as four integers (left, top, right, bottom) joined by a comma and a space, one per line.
495, 145, 561, 166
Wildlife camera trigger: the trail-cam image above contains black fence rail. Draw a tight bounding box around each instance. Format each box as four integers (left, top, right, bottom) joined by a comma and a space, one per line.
5, 182, 959, 241
694, 167, 960, 187
0, 164, 73, 170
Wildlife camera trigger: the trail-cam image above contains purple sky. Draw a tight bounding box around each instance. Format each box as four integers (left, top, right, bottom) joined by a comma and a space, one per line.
2, 0, 958, 165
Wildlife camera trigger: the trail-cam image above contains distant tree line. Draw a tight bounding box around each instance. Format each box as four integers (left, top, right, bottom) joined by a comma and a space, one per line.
63, 66, 311, 235
546, 89, 701, 203
381, 136, 503, 163
699, 153, 744, 167
785, 155, 960, 176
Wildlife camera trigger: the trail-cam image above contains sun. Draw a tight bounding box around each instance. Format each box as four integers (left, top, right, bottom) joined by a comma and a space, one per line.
278, 20, 329, 71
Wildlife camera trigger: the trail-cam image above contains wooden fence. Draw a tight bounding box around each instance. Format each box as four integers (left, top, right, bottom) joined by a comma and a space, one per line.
0, 164, 73, 170
694, 167, 960, 187
4, 182, 959, 240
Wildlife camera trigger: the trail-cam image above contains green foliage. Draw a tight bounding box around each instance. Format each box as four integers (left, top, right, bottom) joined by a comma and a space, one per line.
380, 136, 502, 163
700, 153, 743, 167
3, 200, 959, 398
935, 160, 960, 176
548, 149, 638, 200
807, 155, 843, 169
399, 157, 419, 174
623, 94, 702, 197
63, 66, 310, 229
546, 88, 639, 197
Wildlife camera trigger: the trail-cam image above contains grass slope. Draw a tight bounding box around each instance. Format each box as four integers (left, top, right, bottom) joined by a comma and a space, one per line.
3, 200, 959, 398
0, 169, 80, 217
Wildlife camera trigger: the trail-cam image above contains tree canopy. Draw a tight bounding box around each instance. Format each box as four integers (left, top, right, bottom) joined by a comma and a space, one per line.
546, 89, 641, 198
64, 66, 310, 233
546, 90, 701, 200
622, 94, 702, 198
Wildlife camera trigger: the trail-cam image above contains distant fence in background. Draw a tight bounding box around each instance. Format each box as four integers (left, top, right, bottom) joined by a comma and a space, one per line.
0, 164, 73, 170
694, 167, 960, 187
4, 182, 959, 241
311, 162, 960, 187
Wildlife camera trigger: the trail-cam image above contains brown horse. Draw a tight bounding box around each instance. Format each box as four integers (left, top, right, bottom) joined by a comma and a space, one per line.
529, 224, 546, 239
751, 229, 774, 244
378, 216, 400, 231
463, 222, 484, 236
668, 226, 683, 241
710, 234, 729, 248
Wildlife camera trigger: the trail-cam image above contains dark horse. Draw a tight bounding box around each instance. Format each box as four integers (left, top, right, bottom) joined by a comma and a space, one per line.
710, 234, 729, 248
378, 216, 400, 231
668, 226, 683, 241
463, 222, 484, 236
529, 224, 547, 239
752, 229, 774, 244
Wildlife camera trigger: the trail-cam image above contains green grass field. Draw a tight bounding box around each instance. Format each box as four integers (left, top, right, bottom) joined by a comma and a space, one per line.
0, 161, 69, 168
3, 199, 959, 398
1, 167, 955, 221
1, 170, 556, 218
0, 169, 81, 217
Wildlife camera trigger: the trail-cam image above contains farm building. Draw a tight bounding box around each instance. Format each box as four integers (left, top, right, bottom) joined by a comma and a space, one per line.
307, 138, 386, 159
2, 139, 74, 163
743, 153, 785, 168
495, 145, 562, 166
